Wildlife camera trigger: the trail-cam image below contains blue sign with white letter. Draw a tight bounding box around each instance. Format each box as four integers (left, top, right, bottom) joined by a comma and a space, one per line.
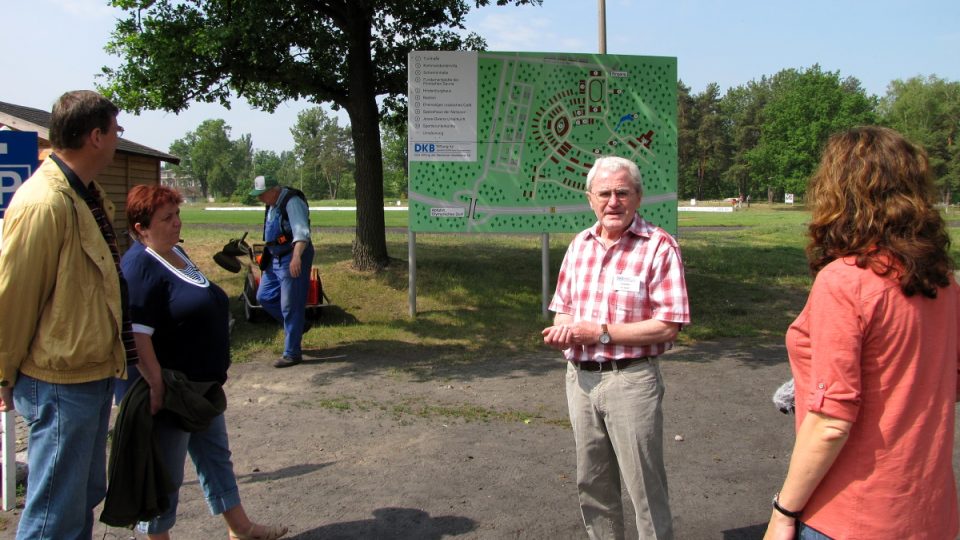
0, 131, 40, 219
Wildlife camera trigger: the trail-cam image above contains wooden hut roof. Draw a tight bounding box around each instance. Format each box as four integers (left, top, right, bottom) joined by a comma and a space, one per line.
0, 100, 180, 165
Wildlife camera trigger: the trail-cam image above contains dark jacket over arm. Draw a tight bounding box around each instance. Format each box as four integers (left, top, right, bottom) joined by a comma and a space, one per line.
100, 370, 227, 527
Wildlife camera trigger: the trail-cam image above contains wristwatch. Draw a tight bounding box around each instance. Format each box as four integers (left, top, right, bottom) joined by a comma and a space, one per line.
772, 492, 802, 519
599, 324, 612, 345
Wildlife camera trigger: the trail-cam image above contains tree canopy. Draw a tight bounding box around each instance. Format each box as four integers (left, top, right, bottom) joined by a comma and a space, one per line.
291, 108, 354, 200
101, 0, 541, 270
880, 75, 960, 203
167, 119, 252, 199
380, 122, 408, 200
746, 66, 876, 195
677, 66, 879, 202
677, 68, 958, 204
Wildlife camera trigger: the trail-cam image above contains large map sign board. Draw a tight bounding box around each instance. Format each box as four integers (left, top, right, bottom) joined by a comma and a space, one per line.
408, 51, 678, 234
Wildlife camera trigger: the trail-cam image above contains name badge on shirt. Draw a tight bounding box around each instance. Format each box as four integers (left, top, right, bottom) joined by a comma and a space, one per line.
614, 274, 640, 292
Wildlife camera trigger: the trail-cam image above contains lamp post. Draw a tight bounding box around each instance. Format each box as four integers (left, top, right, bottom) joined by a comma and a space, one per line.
598, 0, 606, 54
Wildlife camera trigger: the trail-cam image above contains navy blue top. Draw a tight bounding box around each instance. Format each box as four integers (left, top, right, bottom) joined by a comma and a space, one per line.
121, 241, 231, 383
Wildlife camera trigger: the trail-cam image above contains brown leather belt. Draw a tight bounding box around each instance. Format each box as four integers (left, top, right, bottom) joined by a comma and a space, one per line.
573, 357, 651, 372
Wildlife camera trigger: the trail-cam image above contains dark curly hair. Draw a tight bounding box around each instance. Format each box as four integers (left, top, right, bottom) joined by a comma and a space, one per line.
806, 126, 953, 298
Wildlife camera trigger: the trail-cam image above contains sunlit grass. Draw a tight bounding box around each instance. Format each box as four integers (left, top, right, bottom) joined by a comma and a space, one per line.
179, 202, 408, 228
296, 393, 563, 425
178, 203, 959, 366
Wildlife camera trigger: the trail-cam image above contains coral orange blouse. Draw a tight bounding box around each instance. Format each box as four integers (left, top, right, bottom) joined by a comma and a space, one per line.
787, 257, 960, 539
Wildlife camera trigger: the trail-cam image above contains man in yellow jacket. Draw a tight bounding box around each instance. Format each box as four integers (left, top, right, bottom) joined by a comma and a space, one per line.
0, 90, 135, 540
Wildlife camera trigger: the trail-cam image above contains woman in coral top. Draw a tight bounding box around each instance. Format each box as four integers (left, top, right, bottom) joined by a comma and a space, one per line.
764, 126, 960, 540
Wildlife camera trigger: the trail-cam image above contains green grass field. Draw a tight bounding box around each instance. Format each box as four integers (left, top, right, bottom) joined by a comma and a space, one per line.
179, 202, 960, 363
180, 204, 409, 228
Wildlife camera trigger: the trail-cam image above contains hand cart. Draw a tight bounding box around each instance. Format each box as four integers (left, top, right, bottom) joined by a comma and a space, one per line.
213, 233, 331, 322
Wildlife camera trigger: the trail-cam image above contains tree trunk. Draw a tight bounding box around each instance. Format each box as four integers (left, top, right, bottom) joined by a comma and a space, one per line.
344, 6, 389, 271
696, 157, 705, 200
328, 170, 340, 200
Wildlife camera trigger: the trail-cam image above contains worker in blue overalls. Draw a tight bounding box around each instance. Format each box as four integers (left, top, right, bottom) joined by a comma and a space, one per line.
250, 175, 314, 368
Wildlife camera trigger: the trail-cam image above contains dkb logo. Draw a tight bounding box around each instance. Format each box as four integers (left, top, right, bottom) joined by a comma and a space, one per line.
414, 143, 436, 153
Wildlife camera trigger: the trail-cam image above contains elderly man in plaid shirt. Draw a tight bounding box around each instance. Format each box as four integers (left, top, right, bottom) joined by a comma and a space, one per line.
543, 156, 690, 540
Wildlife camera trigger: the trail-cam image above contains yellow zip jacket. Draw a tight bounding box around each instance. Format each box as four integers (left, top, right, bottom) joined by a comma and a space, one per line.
0, 158, 127, 387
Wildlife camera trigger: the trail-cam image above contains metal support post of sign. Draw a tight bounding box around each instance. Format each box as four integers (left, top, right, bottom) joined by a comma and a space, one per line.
541, 233, 550, 320
1, 219, 14, 511
408, 231, 417, 317
2, 410, 16, 511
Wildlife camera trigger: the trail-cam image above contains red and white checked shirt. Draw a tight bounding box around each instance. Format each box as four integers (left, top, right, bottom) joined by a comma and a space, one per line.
549, 216, 690, 361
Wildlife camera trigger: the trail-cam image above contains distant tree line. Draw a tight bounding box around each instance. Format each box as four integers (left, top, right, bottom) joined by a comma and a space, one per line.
164, 108, 409, 204
165, 69, 958, 206
679, 68, 959, 203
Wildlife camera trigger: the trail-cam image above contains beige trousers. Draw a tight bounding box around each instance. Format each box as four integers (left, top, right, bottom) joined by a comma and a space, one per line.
565, 359, 673, 540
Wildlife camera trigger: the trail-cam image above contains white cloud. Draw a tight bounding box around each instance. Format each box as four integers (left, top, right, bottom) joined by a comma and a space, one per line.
50, 0, 118, 19
471, 11, 589, 53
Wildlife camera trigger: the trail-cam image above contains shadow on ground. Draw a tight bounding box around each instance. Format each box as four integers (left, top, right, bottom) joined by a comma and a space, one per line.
722, 523, 766, 539
285, 507, 476, 540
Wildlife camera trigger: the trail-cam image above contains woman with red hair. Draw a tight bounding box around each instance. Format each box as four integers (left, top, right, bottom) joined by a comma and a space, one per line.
119, 184, 287, 540
765, 127, 959, 539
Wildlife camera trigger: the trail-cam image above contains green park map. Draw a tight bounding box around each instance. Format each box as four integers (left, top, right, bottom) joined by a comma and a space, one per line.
408, 51, 678, 234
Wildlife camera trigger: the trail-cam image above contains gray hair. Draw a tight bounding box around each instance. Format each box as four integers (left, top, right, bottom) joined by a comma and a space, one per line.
585, 156, 643, 195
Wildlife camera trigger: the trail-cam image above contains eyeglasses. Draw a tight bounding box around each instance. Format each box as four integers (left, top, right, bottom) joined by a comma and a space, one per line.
589, 188, 635, 202
116, 126, 125, 138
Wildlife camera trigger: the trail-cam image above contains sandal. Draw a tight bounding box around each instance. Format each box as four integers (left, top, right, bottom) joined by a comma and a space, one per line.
229, 522, 289, 540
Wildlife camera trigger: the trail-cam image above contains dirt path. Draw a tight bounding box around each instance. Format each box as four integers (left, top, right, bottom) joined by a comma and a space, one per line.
3, 338, 955, 539
83, 339, 797, 539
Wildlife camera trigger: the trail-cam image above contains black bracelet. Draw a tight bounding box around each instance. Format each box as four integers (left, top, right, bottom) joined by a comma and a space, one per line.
772, 492, 802, 519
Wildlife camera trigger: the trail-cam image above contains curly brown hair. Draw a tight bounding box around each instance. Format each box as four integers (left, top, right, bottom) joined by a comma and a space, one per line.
806, 126, 953, 298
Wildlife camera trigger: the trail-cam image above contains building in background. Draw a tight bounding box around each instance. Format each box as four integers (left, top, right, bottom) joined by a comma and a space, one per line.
160, 167, 202, 202
0, 100, 180, 250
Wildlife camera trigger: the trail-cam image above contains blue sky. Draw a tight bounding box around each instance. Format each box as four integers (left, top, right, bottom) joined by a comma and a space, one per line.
2, 0, 957, 154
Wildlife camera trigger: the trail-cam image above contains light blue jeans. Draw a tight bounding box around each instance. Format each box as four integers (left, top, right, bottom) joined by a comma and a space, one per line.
137, 412, 242, 534
257, 242, 314, 359
566, 358, 672, 540
13, 374, 114, 540
114, 363, 141, 404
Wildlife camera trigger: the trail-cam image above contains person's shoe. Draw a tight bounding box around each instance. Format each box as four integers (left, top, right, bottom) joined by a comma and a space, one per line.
273, 356, 301, 368
230, 522, 289, 540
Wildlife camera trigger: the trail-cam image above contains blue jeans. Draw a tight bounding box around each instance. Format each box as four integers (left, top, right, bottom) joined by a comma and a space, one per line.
114, 364, 141, 404
137, 412, 242, 534
257, 242, 314, 359
13, 374, 114, 540
797, 521, 833, 539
